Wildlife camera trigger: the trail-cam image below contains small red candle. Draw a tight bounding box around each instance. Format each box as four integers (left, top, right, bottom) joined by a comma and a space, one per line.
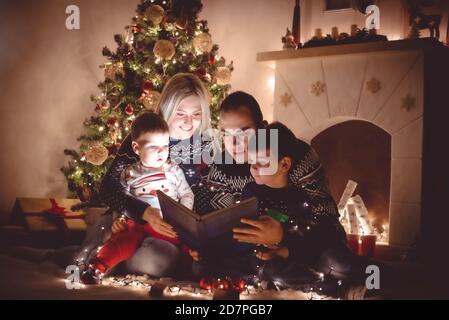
360, 235, 377, 258
347, 234, 360, 255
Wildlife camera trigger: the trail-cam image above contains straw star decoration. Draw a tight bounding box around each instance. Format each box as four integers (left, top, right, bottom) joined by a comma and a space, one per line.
366, 77, 381, 94
280, 92, 293, 107
401, 94, 417, 112
311, 81, 325, 97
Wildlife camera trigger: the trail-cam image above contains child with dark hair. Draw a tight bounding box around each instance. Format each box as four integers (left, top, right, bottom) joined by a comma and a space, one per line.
194, 91, 338, 221
194, 121, 370, 298
81, 112, 194, 284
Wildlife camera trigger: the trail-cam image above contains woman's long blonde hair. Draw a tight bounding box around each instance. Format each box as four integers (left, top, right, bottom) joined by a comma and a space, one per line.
157, 73, 212, 135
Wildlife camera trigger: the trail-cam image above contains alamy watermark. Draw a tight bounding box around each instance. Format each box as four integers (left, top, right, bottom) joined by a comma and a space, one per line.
65, 264, 81, 289
365, 5, 380, 30
66, 5, 80, 30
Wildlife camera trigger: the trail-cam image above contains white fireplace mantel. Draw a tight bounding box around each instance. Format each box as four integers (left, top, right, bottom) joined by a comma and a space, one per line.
257, 38, 447, 247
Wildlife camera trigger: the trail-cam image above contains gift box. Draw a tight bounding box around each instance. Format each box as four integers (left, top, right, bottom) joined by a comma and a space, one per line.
10, 198, 86, 247
12, 198, 85, 231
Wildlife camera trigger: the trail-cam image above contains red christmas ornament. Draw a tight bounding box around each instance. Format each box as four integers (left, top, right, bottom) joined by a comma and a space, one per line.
107, 117, 119, 128
199, 277, 214, 291
142, 80, 154, 93
213, 277, 230, 290
124, 105, 134, 115
208, 54, 215, 65
95, 101, 109, 112
231, 277, 247, 293
196, 66, 207, 79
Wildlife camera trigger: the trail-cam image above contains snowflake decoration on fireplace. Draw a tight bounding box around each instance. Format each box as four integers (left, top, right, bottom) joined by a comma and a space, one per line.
401, 94, 417, 112
280, 92, 293, 107
311, 81, 325, 97
365, 77, 381, 94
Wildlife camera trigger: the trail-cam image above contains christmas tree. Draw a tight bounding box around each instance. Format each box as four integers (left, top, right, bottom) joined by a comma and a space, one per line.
61, 0, 233, 200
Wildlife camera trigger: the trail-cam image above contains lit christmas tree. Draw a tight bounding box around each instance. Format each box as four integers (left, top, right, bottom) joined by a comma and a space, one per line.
61, 0, 233, 200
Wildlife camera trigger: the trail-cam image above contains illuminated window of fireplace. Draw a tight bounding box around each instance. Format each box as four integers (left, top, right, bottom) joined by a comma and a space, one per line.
311, 120, 391, 232
325, 0, 351, 11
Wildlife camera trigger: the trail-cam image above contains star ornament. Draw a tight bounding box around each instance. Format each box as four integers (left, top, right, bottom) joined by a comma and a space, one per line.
366, 77, 381, 94
401, 94, 417, 112
280, 92, 292, 107
311, 81, 325, 97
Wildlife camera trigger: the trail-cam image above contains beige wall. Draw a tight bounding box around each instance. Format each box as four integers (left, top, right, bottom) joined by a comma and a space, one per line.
0, 0, 292, 220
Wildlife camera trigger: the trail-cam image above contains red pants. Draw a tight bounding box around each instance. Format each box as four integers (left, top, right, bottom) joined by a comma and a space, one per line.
91, 220, 180, 273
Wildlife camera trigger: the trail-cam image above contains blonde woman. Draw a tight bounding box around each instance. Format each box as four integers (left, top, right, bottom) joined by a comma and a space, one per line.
78, 73, 215, 279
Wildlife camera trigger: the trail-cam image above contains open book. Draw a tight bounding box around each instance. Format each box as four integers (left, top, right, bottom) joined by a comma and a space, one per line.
157, 190, 258, 253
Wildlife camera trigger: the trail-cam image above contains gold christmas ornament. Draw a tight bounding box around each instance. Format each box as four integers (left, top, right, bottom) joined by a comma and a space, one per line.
215, 67, 232, 85
153, 39, 176, 60
145, 5, 165, 25
85, 144, 109, 166
192, 33, 213, 54
141, 91, 162, 111
104, 62, 124, 81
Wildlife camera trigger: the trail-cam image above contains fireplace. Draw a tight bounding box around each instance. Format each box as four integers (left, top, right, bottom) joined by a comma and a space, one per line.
311, 120, 391, 237
257, 38, 449, 249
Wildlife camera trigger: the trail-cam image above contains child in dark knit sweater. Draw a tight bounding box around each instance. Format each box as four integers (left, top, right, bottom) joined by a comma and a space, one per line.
194, 122, 368, 297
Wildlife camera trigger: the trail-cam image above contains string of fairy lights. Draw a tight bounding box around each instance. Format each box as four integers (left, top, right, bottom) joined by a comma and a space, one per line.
72, 198, 350, 300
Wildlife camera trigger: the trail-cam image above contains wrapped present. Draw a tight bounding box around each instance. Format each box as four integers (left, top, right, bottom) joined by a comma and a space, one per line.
11, 198, 86, 234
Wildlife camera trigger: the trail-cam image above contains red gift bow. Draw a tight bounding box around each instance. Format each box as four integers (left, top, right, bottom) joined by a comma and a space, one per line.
45, 198, 85, 234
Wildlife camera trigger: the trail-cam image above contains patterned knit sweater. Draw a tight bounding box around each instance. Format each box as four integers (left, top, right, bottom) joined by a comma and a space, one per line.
194, 139, 339, 219
241, 182, 346, 264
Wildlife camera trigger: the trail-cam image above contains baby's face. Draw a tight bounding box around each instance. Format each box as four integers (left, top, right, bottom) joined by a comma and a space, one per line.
134, 131, 170, 168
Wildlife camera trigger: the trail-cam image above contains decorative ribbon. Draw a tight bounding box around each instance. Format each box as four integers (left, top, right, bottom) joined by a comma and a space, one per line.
44, 198, 85, 234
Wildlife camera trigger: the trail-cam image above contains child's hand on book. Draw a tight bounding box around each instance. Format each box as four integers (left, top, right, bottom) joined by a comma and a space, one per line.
233, 215, 283, 246
111, 216, 128, 234
188, 249, 201, 262
143, 206, 177, 238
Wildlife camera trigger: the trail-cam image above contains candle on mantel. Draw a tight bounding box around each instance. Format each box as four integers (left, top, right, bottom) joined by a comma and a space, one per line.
351, 24, 358, 37
315, 28, 323, 39
331, 27, 339, 39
